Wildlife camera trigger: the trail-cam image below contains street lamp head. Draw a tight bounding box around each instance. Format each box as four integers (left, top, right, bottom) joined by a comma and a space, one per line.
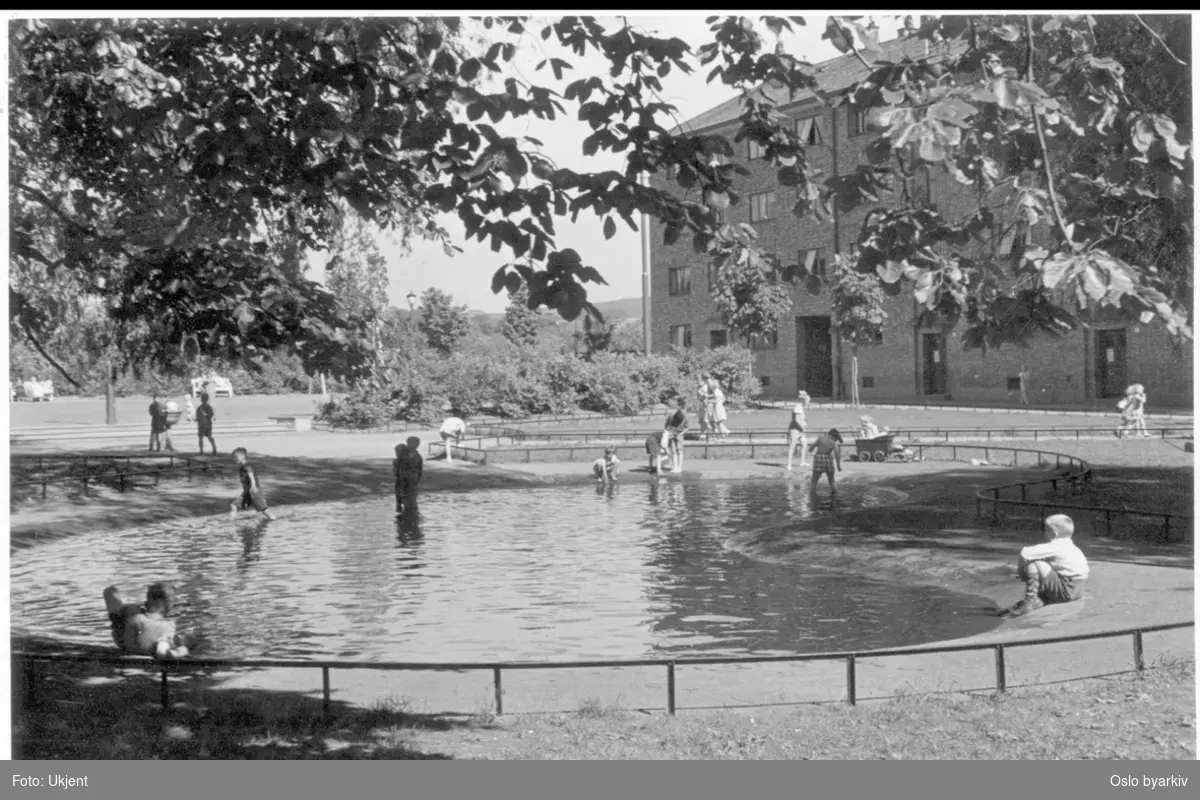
406, 291, 417, 311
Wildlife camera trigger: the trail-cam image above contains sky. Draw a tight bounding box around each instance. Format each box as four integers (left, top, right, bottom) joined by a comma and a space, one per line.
306, 13, 907, 313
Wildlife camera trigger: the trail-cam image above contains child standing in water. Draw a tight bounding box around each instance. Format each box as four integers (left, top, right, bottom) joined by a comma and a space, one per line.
394, 437, 424, 514
440, 415, 468, 463
230, 447, 276, 520
808, 428, 844, 495
663, 397, 689, 473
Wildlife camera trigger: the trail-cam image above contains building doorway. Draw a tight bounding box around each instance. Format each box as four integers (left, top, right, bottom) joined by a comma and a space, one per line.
1096, 329, 1127, 398
921, 332, 946, 395
796, 316, 833, 397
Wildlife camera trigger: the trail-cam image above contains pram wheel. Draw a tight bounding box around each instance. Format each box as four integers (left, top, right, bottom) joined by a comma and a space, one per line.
872, 450, 887, 463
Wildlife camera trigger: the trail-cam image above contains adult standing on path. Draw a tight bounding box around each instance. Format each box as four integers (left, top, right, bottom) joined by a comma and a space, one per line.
196, 392, 217, 455
785, 390, 811, 471
440, 415, 468, 463
148, 393, 166, 452
707, 377, 730, 439
695, 374, 712, 435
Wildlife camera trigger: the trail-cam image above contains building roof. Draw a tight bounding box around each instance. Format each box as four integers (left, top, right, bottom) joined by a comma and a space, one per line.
670, 34, 967, 135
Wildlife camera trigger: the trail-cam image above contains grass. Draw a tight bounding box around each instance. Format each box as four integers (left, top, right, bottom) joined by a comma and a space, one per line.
13, 657, 1195, 760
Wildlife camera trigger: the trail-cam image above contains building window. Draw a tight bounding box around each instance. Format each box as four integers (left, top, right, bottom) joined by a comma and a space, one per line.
665, 164, 677, 181
799, 247, 827, 279
860, 376, 875, 389
848, 107, 869, 137
709, 329, 728, 349
748, 139, 766, 160
708, 261, 720, 290
1007, 376, 1022, 391
668, 266, 691, 296
796, 115, 824, 147
873, 330, 884, 344
749, 190, 776, 223
669, 324, 693, 349
760, 375, 772, 388
750, 330, 779, 350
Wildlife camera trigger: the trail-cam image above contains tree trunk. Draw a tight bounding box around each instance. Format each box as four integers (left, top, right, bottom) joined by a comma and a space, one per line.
851, 344, 860, 408
105, 361, 117, 425
320, 373, 328, 397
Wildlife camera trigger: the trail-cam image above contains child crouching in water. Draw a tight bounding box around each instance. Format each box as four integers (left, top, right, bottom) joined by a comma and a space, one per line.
1003, 514, 1089, 617
593, 446, 620, 484
103, 583, 195, 660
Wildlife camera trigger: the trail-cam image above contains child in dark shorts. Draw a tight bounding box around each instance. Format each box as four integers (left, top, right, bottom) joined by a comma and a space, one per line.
230, 447, 276, 520
645, 430, 670, 474
1003, 514, 1090, 616
394, 437, 424, 514
196, 392, 217, 454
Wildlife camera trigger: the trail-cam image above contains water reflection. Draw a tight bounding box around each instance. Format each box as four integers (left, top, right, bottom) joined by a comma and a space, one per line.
10, 483, 1002, 661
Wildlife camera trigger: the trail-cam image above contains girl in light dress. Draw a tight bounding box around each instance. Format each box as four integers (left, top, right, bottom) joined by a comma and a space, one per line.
785, 390, 811, 471
706, 377, 730, 439
1116, 384, 1149, 438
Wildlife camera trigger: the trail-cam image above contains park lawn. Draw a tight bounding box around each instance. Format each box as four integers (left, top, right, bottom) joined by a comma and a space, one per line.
14, 657, 1194, 760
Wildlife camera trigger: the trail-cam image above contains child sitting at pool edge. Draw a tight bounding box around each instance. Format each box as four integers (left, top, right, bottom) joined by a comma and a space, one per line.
103, 583, 195, 660
593, 447, 620, 483
1003, 514, 1089, 617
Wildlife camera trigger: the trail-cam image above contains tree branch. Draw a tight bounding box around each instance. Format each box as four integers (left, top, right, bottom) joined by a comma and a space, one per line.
832, 17, 874, 71
19, 322, 84, 389
1134, 14, 1187, 67
1024, 15, 1076, 251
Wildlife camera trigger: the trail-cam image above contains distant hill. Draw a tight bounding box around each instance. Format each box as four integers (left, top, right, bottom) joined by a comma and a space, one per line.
470, 296, 642, 325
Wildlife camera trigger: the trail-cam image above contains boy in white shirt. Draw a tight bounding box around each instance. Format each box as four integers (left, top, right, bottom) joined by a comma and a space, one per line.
440, 416, 468, 463
1003, 514, 1090, 617
592, 447, 620, 483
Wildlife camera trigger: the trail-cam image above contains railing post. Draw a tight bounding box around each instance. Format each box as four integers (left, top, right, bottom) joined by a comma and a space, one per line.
994, 645, 1006, 693
1020, 483, 1027, 501
667, 661, 676, 715
161, 669, 170, 710
1163, 515, 1171, 542
991, 489, 999, 524
322, 667, 331, 715
1133, 631, 1145, 673
1105, 510, 1112, 538
845, 655, 857, 706
975, 496, 981, 519
493, 667, 504, 715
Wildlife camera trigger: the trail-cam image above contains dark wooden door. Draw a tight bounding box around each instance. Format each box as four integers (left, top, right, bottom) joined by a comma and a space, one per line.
922, 333, 946, 395
1096, 329, 1127, 398
796, 316, 833, 397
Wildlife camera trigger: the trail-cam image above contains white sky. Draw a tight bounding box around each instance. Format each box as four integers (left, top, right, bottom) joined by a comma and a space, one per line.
306, 13, 906, 312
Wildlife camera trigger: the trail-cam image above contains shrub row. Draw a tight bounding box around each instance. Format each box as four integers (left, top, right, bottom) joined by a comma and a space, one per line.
316, 343, 761, 427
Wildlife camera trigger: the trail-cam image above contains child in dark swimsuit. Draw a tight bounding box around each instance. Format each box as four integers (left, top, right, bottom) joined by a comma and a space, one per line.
230, 447, 276, 520
394, 437, 424, 514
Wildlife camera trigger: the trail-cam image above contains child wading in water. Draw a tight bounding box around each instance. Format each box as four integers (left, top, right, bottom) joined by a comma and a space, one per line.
592, 446, 620, 484
230, 447, 276, 520
393, 436, 424, 515
1003, 514, 1089, 616
808, 428, 843, 495
645, 430, 670, 475
103, 583, 195, 660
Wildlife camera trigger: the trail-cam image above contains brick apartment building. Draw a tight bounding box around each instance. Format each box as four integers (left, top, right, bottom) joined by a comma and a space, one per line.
648, 36, 1194, 409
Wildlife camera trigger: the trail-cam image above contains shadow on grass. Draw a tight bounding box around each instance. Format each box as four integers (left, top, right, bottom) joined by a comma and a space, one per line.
12, 638, 483, 760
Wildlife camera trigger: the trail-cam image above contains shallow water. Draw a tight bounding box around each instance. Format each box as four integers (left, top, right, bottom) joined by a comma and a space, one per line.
11, 480, 1002, 661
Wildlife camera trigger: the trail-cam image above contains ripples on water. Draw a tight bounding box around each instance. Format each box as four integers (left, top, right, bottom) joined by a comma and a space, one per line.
11, 480, 1001, 661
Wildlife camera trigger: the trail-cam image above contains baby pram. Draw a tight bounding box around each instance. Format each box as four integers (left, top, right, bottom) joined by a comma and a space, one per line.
853, 434, 912, 462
